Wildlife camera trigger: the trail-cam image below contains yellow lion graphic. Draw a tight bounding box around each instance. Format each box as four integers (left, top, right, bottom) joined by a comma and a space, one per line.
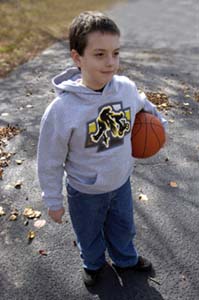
90, 106, 130, 148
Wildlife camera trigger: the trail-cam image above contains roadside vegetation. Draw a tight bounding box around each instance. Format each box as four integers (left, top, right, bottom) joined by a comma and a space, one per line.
0, 0, 122, 78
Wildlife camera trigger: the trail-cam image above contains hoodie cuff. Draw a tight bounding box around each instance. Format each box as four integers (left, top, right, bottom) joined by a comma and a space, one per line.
43, 199, 63, 211
47, 204, 64, 211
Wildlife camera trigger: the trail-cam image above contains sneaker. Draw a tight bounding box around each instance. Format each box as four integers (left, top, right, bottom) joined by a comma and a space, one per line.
112, 256, 152, 273
82, 268, 101, 286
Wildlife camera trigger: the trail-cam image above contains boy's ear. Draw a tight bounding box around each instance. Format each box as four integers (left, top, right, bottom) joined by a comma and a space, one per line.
71, 49, 81, 68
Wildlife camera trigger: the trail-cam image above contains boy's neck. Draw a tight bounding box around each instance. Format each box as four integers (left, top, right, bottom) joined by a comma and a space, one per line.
79, 79, 105, 92
94, 86, 105, 93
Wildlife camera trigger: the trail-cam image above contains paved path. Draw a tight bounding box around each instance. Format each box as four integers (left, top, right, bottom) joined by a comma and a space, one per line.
0, 0, 199, 299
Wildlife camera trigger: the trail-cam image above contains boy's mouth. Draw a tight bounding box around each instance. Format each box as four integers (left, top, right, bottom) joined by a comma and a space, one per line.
101, 71, 115, 74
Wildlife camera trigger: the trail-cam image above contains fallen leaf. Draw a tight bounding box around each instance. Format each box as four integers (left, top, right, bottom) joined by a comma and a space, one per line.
23, 207, 35, 219
181, 274, 186, 281
23, 208, 35, 219
10, 208, 19, 216
169, 181, 178, 188
14, 181, 22, 189
138, 193, 149, 201
34, 219, 46, 228
23, 207, 41, 219
24, 220, 29, 226
15, 160, 23, 165
194, 92, 199, 102
158, 103, 168, 108
39, 250, 48, 256
27, 231, 36, 240
9, 214, 18, 221
34, 210, 41, 218
26, 90, 33, 97
168, 119, 175, 123
0, 206, 6, 216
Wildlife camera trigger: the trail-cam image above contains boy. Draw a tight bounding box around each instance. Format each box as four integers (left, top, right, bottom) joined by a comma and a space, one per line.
37, 11, 167, 286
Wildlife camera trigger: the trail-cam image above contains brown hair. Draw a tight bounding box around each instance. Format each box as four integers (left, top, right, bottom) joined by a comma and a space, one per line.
69, 11, 120, 55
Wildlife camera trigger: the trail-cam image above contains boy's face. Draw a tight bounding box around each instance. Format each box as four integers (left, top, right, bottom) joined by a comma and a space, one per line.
71, 31, 120, 90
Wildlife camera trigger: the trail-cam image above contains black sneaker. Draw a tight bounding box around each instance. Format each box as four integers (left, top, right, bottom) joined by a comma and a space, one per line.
112, 256, 152, 273
82, 268, 101, 286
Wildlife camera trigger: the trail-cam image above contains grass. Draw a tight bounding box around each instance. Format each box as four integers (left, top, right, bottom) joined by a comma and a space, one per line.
0, 0, 123, 78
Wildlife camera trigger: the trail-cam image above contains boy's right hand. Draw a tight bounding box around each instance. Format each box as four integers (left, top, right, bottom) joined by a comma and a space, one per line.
48, 207, 65, 224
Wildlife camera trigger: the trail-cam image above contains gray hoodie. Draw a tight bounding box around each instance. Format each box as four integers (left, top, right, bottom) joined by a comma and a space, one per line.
37, 67, 167, 210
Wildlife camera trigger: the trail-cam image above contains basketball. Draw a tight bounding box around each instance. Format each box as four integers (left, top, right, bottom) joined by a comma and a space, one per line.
131, 112, 166, 158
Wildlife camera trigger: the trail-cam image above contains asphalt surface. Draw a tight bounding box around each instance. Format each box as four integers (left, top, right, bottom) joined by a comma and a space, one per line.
0, 0, 199, 299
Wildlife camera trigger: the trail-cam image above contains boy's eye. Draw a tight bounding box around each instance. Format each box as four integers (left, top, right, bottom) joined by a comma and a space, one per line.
95, 53, 104, 57
94, 51, 120, 57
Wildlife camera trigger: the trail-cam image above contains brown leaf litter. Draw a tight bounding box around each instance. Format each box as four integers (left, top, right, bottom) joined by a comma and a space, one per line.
0, 124, 22, 179
145, 92, 171, 111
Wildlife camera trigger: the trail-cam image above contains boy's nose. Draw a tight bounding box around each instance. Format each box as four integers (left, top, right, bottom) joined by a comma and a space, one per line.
106, 55, 115, 66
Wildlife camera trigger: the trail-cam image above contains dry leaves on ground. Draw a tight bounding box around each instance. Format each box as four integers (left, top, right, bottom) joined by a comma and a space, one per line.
0, 205, 45, 244
15, 159, 23, 165
0, 205, 42, 223
145, 92, 171, 112
9, 208, 19, 221
14, 180, 23, 189
27, 230, 36, 240
34, 219, 46, 228
138, 193, 149, 201
0, 125, 22, 179
194, 92, 199, 102
39, 249, 48, 256
9, 214, 18, 221
181, 102, 193, 115
169, 181, 178, 188
0, 125, 21, 141
23, 207, 41, 219
0, 206, 6, 216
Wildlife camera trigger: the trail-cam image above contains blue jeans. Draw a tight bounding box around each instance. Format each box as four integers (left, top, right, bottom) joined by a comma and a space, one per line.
67, 178, 138, 270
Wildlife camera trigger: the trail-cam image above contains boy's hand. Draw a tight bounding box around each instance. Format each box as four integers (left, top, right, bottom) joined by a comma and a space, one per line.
48, 207, 65, 224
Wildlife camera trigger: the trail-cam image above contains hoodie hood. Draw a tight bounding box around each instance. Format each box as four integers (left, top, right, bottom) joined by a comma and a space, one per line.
52, 66, 118, 97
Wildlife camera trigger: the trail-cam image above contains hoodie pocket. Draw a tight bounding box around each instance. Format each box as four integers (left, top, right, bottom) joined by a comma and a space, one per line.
67, 173, 98, 193
67, 184, 80, 197
69, 173, 97, 186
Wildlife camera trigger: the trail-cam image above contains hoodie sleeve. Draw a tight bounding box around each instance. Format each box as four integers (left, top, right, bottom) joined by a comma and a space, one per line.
37, 100, 71, 211
132, 82, 168, 129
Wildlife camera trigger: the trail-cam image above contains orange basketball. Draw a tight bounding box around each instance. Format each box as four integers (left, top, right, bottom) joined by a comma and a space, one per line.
131, 112, 166, 158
